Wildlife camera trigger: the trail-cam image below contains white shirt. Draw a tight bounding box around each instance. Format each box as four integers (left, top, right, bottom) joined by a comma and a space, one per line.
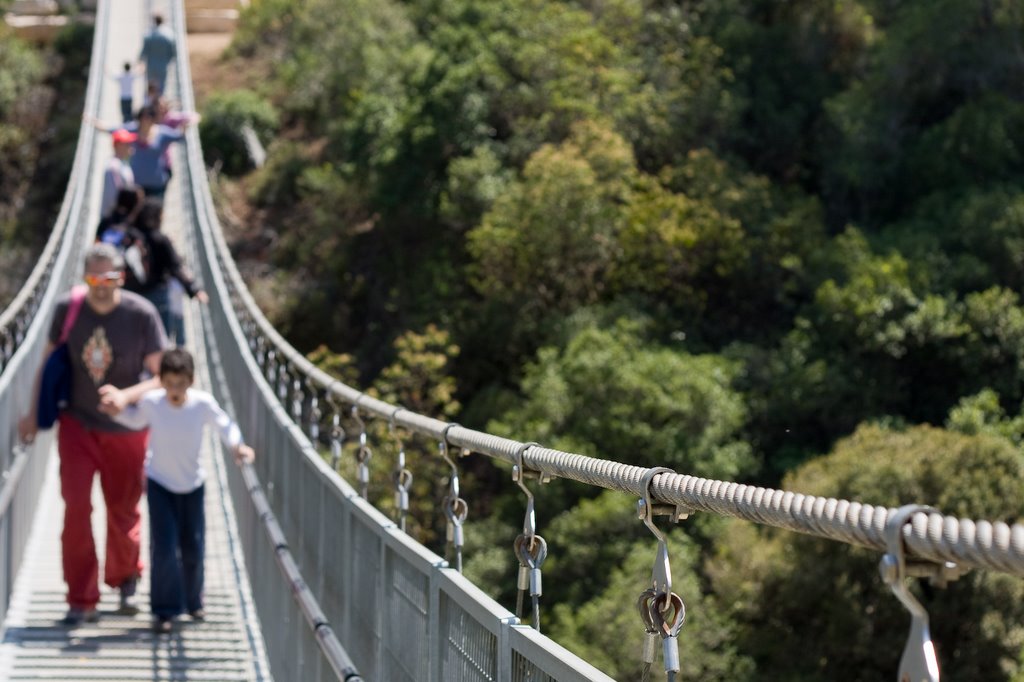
116, 72, 134, 99
101, 157, 134, 217
114, 388, 243, 493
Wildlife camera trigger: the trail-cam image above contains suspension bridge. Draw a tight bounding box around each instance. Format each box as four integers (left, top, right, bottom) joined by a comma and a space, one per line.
0, 1, 1022, 680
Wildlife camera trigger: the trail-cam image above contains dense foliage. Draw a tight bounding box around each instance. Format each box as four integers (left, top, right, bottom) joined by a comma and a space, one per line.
220, 0, 1024, 678
0, 21, 91, 305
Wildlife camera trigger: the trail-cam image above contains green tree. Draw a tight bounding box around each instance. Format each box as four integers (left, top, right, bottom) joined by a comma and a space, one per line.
199, 89, 279, 176
709, 423, 1024, 681
489, 322, 756, 481
823, 0, 1024, 226
467, 121, 633, 320
0, 26, 45, 235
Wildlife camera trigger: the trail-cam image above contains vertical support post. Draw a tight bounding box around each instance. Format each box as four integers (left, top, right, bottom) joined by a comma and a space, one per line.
429, 569, 441, 682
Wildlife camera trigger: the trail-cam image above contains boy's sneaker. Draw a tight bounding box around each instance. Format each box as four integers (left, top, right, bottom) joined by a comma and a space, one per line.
188, 608, 206, 621
61, 607, 99, 626
153, 616, 173, 634
117, 577, 139, 615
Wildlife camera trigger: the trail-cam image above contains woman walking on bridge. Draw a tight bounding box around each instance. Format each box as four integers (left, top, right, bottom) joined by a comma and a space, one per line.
127, 106, 188, 198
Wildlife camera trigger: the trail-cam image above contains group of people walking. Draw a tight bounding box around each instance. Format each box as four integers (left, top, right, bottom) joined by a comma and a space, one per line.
93, 12, 204, 345
16, 12, 255, 636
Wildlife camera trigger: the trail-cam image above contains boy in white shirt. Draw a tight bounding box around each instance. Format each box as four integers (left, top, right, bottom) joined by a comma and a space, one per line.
112, 348, 254, 633
113, 62, 138, 123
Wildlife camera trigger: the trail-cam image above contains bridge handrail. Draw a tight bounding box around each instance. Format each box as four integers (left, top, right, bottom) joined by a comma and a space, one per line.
170, 25, 1021, 588
174, 174, 1024, 578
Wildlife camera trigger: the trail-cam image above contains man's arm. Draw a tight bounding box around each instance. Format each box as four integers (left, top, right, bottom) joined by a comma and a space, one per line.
97, 350, 163, 415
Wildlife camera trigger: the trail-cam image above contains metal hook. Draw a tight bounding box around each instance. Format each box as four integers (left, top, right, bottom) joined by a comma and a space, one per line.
439, 423, 460, 497
388, 407, 407, 466
513, 442, 541, 539
637, 467, 675, 596
325, 391, 344, 468
350, 403, 367, 448
305, 377, 321, 442
388, 406, 404, 438
879, 504, 943, 682
388, 407, 412, 531
350, 400, 372, 498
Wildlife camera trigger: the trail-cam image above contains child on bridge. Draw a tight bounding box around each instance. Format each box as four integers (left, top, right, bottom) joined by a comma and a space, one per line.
108, 348, 254, 634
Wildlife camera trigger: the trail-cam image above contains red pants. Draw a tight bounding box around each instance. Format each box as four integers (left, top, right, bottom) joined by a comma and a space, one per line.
57, 414, 148, 609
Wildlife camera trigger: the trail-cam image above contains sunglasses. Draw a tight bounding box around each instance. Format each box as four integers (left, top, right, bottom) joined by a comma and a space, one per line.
84, 271, 123, 286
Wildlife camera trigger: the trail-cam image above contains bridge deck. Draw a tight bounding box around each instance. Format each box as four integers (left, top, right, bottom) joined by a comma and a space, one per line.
0, 1, 271, 678
0, 421, 269, 681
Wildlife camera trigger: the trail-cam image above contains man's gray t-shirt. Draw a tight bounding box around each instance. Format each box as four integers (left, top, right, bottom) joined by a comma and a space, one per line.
48, 290, 167, 432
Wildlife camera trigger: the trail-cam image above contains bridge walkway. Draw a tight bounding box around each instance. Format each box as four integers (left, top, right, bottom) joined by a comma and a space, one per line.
0, 0, 271, 678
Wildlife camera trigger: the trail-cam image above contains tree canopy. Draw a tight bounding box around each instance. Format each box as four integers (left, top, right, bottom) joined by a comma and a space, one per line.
214, 0, 1024, 677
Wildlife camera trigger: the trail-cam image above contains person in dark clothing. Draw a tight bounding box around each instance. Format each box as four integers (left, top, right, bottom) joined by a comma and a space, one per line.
96, 185, 144, 240
96, 186, 150, 291
127, 198, 208, 337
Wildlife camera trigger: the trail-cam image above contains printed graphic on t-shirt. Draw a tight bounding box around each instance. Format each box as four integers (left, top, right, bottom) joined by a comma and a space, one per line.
82, 326, 114, 385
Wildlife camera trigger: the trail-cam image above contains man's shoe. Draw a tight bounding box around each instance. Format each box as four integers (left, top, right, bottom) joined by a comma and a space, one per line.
188, 608, 205, 621
118, 578, 139, 615
153, 616, 173, 634
61, 607, 99, 626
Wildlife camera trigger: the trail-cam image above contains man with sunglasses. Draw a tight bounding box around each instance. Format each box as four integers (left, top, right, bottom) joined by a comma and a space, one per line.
19, 243, 167, 626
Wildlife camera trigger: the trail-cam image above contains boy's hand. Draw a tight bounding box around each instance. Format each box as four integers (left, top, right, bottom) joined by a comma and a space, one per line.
97, 385, 127, 415
18, 413, 38, 444
235, 444, 255, 465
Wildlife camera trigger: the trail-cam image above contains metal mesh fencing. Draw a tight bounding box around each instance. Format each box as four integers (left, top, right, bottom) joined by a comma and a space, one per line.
348, 505, 385, 681
509, 625, 613, 682
437, 569, 513, 682
381, 537, 433, 682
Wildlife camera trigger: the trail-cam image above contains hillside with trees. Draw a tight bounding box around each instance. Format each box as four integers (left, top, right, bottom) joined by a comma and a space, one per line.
198, 1, 1024, 679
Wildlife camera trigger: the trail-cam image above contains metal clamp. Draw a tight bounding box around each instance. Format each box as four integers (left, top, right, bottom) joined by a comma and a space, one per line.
512, 442, 547, 631
512, 442, 543, 542
878, 504, 964, 682
350, 402, 372, 499
276, 361, 290, 402
306, 376, 321, 442
636, 467, 686, 678
637, 467, 675, 595
326, 393, 344, 469
291, 374, 304, 422
389, 407, 412, 532
439, 423, 467, 572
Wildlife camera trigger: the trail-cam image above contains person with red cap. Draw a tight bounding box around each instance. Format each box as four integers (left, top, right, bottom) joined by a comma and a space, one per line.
101, 129, 137, 218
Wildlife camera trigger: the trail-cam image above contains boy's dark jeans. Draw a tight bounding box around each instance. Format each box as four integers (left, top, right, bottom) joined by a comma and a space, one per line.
147, 478, 205, 617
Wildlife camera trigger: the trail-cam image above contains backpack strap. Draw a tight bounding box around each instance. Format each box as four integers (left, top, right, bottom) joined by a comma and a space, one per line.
59, 285, 88, 344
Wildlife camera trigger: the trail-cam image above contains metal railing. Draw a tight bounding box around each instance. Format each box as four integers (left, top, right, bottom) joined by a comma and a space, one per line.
0, 0, 107, 629
5, 0, 1021, 678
